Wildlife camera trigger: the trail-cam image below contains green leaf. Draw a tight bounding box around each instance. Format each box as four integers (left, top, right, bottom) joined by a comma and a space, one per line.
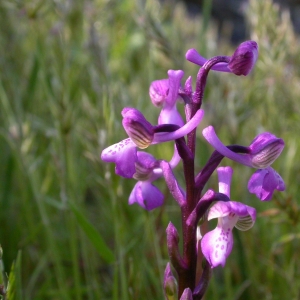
69, 203, 115, 263
7, 251, 22, 300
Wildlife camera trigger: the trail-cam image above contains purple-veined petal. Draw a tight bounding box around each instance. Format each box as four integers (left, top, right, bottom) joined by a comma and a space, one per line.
122, 108, 154, 149
249, 132, 284, 168
235, 207, 256, 231
101, 138, 137, 178
202, 126, 252, 167
185, 48, 231, 72
154, 109, 204, 143
128, 181, 164, 210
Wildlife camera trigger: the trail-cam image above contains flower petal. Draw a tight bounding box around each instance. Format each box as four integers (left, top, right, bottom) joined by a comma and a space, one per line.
208, 201, 254, 220
248, 167, 285, 201
128, 181, 164, 210
149, 79, 169, 107
185, 48, 231, 72
158, 70, 184, 126
154, 109, 204, 143
217, 166, 233, 197
101, 138, 137, 178
202, 126, 252, 167
201, 225, 234, 268
249, 132, 284, 168
122, 108, 154, 149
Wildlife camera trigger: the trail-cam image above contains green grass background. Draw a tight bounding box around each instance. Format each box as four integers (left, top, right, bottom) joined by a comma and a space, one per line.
0, 0, 300, 299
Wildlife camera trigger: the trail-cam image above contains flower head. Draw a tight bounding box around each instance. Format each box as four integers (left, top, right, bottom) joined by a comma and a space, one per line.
101, 109, 204, 179
201, 167, 256, 268
186, 40, 258, 76
203, 127, 284, 169
202, 126, 285, 200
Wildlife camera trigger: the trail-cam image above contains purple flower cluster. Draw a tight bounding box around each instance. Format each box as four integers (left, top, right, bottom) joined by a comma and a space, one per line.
101, 41, 285, 299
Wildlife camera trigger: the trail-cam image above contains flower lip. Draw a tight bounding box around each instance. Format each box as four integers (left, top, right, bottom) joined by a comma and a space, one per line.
129, 181, 164, 210
202, 201, 256, 268
248, 167, 285, 201
101, 138, 137, 178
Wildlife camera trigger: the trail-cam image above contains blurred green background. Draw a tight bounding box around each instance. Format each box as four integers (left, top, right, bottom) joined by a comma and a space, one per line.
0, 0, 300, 299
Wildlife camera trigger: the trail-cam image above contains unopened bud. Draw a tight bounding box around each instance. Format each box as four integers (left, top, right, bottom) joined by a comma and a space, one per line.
228, 40, 258, 76
180, 288, 193, 300
122, 108, 154, 149
249, 132, 284, 168
164, 276, 178, 299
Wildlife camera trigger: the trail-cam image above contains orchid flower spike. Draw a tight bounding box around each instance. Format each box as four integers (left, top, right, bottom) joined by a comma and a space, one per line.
186, 40, 258, 76
202, 126, 285, 200
201, 167, 256, 268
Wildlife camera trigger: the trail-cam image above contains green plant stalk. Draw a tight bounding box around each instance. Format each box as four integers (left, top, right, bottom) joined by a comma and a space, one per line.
60, 129, 82, 300
16, 146, 71, 300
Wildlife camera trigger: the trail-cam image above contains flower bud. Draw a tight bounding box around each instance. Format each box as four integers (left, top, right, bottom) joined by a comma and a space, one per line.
228, 40, 258, 76
122, 108, 154, 149
180, 288, 193, 300
249, 132, 284, 169
149, 79, 169, 107
164, 264, 178, 300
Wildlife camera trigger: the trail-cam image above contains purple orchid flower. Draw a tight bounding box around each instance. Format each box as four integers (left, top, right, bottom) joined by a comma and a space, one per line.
101, 108, 204, 178
201, 167, 256, 268
202, 126, 285, 200
127, 144, 182, 210
149, 70, 185, 126
103, 136, 182, 210
186, 40, 258, 76
128, 151, 163, 210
